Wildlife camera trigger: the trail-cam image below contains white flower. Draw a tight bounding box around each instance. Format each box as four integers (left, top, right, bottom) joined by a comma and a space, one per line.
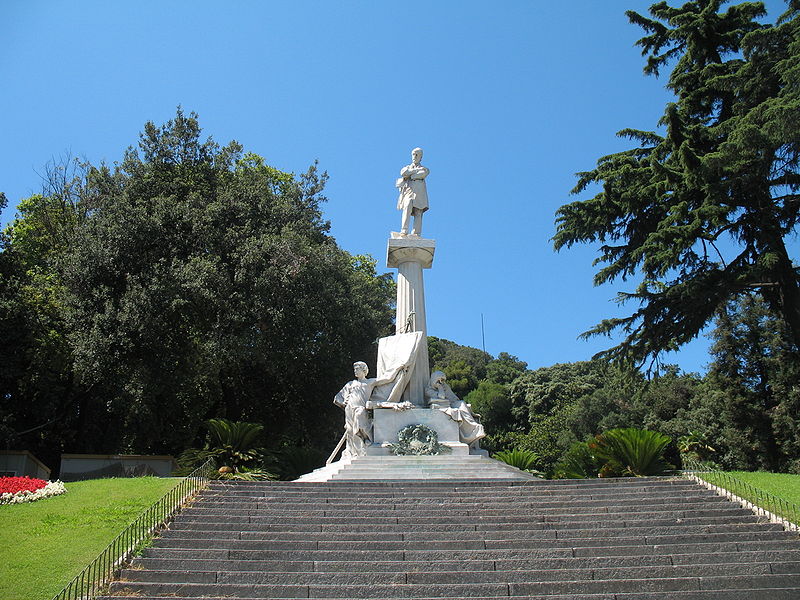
0, 480, 67, 505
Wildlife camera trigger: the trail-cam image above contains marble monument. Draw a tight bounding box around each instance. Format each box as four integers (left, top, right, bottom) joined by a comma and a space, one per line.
330, 148, 487, 461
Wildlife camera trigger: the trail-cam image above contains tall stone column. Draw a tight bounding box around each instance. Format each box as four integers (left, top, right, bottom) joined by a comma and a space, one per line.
387, 236, 435, 406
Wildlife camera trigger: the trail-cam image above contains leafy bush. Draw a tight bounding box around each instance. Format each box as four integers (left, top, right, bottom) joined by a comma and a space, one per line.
589, 428, 673, 477
553, 428, 673, 478
553, 441, 601, 479
493, 448, 539, 471
178, 418, 274, 479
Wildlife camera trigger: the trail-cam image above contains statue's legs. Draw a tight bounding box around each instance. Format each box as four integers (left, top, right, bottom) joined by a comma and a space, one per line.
344, 405, 372, 456
400, 205, 412, 235
411, 210, 423, 236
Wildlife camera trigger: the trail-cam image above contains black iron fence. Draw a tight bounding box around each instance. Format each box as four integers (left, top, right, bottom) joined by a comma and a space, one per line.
51, 458, 216, 600
682, 457, 800, 532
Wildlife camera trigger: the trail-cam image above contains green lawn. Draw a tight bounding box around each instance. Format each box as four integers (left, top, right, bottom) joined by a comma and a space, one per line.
725, 471, 800, 506
696, 470, 800, 525
0, 477, 179, 600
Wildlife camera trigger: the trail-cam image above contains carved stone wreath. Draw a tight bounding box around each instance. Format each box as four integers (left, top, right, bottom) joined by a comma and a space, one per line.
390, 424, 451, 456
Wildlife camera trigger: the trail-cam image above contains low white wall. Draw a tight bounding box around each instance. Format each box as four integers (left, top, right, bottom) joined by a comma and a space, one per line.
59, 454, 177, 481
0, 451, 52, 479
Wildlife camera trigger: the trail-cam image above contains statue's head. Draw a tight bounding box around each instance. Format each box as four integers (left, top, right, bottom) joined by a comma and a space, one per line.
429, 370, 446, 388
411, 147, 423, 163
353, 361, 369, 378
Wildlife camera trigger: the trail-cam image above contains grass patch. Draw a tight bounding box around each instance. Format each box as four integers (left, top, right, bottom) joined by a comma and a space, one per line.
695, 470, 800, 525
725, 471, 800, 506
0, 477, 179, 600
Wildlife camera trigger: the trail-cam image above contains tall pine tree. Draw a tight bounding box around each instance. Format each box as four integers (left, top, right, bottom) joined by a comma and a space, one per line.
554, 1, 800, 365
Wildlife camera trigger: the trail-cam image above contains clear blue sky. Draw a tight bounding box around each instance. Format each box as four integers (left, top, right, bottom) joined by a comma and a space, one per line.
1, 1, 790, 373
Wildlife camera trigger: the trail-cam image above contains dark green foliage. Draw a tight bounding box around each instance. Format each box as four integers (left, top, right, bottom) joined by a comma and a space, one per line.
678, 430, 717, 463
554, 1, 800, 365
428, 336, 492, 397
589, 428, 673, 477
501, 361, 609, 471
554, 441, 601, 479
554, 428, 672, 479
267, 445, 328, 481
485, 352, 528, 385
492, 448, 539, 472
0, 182, 87, 469
701, 294, 800, 470
464, 381, 512, 439
177, 418, 270, 477
0, 109, 394, 468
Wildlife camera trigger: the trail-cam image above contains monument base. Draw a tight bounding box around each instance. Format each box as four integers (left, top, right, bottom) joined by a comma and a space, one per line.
365, 442, 470, 456
365, 408, 481, 456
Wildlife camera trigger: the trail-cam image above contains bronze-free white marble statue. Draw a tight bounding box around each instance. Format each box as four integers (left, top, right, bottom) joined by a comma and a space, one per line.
424, 370, 486, 445
334, 361, 412, 457
396, 147, 429, 236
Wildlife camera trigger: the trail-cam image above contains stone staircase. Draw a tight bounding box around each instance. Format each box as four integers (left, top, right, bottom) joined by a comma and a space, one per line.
100, 477, 800, 599
297, 455, 540, 482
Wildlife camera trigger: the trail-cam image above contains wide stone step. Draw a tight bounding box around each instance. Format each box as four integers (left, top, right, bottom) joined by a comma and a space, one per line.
156, 522, 784, 544
169, 508, 736, 524
142, 539, 800, 563
107, 573, 800, 598
166, 511, 757, 529
160, 515, 763, 538
131, 549, 800, 573
300, 456, 539, 482
206, 477, 694, 491
122, 559, 800, 584
187, 491, 729, 509
196, 484, 714, 498
174, 502, 754, 526
150, 529, 796, 552
176, 496, 731, 516
96, 592, 800, 600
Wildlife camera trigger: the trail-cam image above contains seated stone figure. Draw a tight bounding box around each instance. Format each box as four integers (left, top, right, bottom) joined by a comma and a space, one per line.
424, 371, 486, 446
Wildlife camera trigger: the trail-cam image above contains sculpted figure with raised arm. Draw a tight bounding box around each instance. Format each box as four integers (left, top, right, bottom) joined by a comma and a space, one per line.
334, 361, 413, 457
396, 147, 429, 236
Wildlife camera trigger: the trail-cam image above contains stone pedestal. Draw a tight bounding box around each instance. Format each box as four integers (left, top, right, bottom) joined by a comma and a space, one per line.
365, 408, 469, 456
387, 235, 435, 406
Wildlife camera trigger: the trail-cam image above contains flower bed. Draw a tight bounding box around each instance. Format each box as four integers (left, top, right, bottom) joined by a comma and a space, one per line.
0, 476, 66, 505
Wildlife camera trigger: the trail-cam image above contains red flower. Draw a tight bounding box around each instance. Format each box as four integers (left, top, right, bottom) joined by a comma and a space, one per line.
0, 476, 48, 495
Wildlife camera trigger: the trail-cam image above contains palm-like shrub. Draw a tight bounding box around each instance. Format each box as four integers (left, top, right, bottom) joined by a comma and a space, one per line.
179, 418, 273, 479
493, 448, 539, 471
588, 428, 673, 477
677, 430, 716, 463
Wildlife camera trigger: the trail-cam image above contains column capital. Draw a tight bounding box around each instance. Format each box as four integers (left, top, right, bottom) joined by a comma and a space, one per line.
387, 236, 436, 269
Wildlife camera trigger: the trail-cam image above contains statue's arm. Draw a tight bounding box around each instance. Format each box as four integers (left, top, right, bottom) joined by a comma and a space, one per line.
410, 166, 429, 180
333, 388, 347, 408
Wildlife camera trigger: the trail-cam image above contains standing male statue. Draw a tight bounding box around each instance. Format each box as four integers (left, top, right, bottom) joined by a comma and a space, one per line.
396, 147, 429, 236
333, 361, 412, 457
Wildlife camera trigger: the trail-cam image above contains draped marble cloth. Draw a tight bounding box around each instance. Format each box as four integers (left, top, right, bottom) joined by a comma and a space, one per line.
371, 331, 424, 404
425, 380, 486, 445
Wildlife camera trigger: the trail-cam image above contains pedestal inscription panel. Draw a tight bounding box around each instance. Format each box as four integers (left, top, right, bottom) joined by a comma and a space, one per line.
372, 408, 459, 443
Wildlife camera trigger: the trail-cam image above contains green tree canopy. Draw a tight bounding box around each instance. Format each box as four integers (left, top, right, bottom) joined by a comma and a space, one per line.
0, 109, 394, 469
554, 0, 800, 365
